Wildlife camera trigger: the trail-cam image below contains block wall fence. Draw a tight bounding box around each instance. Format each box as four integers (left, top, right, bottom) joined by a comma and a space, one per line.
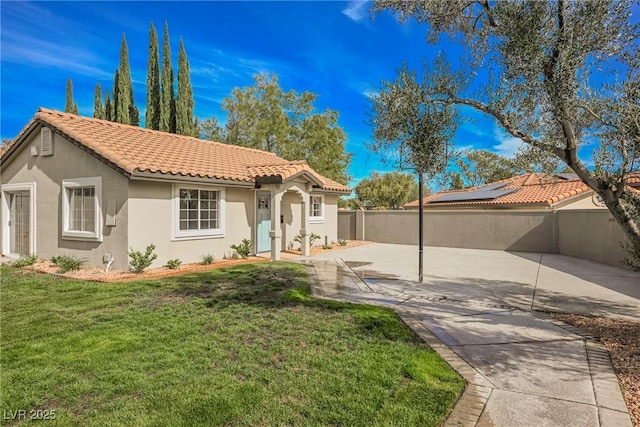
338, 209, 629, 268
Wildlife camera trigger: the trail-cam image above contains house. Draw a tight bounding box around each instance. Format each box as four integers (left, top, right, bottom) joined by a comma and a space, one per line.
0, 108, 350, 269
403, 173, 634, 210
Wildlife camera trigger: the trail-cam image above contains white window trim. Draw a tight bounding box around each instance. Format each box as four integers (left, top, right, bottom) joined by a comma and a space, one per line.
171, 184, 225, 240
62, 177, 103, 241
1, 182, 37, 256
309, 194, 325, 224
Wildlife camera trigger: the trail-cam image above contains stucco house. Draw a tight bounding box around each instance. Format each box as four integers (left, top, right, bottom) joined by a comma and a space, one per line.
0, 108, 350, 269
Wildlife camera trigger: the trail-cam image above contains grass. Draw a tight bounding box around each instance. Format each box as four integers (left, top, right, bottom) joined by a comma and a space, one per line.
0, 263, 464, 426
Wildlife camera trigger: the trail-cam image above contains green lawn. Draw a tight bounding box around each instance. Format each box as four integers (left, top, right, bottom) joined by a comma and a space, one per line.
0, 263, 464, 426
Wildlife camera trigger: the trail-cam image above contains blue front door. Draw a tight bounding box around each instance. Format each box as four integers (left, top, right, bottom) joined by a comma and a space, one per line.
256, 192, 271, 253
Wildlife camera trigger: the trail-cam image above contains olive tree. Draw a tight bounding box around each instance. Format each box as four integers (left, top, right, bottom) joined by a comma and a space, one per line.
374, 0, 640, 265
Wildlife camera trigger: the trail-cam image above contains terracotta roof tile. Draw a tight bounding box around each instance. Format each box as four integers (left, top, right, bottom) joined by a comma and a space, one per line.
2, 108, 350, 193
404, 173, 592, 208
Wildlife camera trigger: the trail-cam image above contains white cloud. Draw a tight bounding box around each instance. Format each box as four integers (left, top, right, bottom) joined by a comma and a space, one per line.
492, 126, 524, 158
1, 30, 111, 79
342, 1, 369, 22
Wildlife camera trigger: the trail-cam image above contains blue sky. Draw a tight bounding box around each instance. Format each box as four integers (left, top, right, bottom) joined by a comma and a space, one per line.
0, 1, 604, 185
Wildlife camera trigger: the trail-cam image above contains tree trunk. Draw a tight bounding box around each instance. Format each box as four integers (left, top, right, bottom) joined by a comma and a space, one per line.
599, 186, 640, 257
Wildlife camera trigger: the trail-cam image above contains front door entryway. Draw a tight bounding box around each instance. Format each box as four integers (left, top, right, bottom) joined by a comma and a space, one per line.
256, 192, 271, 253
9, 191, 31, 256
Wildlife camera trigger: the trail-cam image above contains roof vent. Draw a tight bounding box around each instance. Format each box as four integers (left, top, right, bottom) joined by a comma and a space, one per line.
41, 127, 53, 156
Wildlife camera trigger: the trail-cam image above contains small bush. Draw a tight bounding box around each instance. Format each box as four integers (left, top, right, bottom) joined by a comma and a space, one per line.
12, 254, 38, 268
322, 244, 333, 250
52, 255, 86, 273
129, 244, 158, 274
202, 254, 214, 265
230, 239, 252, 259
338, 239, 347, 247
293, 232, 322, 248
165, 259, 182, 270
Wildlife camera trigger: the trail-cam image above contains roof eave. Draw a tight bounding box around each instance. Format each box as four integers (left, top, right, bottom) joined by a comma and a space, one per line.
0, 117, 40, 167
130, 170, 255, 187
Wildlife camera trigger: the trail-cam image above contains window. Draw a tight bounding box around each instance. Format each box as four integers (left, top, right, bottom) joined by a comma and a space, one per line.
309, 195, 324, 223
62, 177, 102, 241
173, 185, 225, 239
68, 187, 95, 232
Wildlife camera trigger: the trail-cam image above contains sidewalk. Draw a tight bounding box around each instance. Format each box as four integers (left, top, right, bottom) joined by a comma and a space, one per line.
303, 257, 633, 427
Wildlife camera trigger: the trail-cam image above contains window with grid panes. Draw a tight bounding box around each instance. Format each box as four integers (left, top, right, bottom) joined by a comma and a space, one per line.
178, 189, 219, 231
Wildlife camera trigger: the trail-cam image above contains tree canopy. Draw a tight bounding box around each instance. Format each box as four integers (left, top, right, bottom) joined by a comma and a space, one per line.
355, 171, 420, 209
454, 149, 516, 188
369, 59, 458, 177
201, 73, 351, 184
373, 0, 640, 264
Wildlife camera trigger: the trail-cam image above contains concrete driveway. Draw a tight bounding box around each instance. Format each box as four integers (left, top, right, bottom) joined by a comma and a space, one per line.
309, 243, 640, 319
304, 244, 639, 426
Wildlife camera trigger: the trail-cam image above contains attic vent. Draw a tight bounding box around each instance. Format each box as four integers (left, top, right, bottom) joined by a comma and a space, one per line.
41, 128, 53, 156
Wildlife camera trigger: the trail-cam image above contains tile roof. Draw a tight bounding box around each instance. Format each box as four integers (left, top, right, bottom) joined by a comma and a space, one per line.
404, 173, 592, 208
2, 108, 350, 193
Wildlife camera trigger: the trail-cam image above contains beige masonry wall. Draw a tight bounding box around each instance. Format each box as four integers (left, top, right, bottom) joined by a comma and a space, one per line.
339, 208, 628, 268
127, 180, 255, 267
0, 127, 130, 269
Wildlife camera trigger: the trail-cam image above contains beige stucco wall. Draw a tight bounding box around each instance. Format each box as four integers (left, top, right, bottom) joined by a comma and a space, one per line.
557, 193, 606, 210
350, 210, 556, 252
338, 208, 630, 268
557, 210, 629, 266
281, 192, 339, 250
338, 210, 357, 240
0, 127, 129, 268
127, 180, 255, 267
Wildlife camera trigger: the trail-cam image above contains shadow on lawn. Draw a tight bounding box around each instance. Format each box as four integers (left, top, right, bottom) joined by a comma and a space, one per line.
163, 263, 418, 343
163, 263, 308, 307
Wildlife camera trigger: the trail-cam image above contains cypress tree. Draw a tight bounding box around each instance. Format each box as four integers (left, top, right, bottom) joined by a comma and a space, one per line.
112, 69, 120, 122
65, 78, 79, 115
160, 22, 176, 133
115, 35, 132, 125
93, 83, 104, 119
176, 37, 196, 136
146, 22, 161, 130
104, 91, 112, 121
129, 86, 140, 126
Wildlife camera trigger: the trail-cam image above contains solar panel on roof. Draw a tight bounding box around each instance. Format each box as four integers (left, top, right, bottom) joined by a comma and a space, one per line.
557, 173, 579, 180
430, 182, 519, 203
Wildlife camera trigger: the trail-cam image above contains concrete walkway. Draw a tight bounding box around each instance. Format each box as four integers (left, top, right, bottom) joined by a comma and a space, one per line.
301, 244, 639, 427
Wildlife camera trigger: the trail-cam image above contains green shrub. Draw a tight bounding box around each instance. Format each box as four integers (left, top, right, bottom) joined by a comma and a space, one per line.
165, 259, 182, 270
129, 244, 158, 274
293, 232, 322, 248
52, 255, 86, 273
202, 254, 214, 265
230, 239, 252, 259
338, 239, 347, 247
322, 244, 333, 250
12, 254, 38, 268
